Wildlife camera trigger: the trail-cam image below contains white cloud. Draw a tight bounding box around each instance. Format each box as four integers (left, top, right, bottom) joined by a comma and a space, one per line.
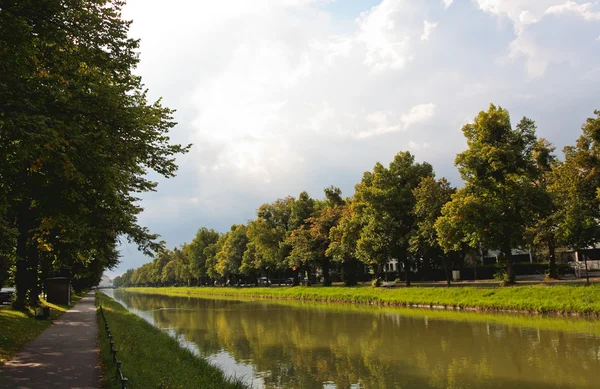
443, 0, 453, 9
355, 111, 401, 139
358, 1, 413, 71
474, 0, 600, 77
355, 103, 436, 139
111, 0, 600, 274
356, 0, 431, 71
545, 1, 600, 20
401, 103, 436, 129
408, 140, 431, 150
421, 20, 438, 41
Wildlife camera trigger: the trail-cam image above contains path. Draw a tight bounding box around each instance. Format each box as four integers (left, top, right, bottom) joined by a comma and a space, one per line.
0, 292, 100, 389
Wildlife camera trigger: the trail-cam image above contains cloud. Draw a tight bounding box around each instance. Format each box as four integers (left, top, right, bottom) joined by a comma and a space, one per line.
473, 0, 600, 77
401, 103, 437, 129
443, 0, 453, 9
108, 0, 600, 276
421, 20, 438, 41
408, 140, 431, 150
355, 103, 436, 139
545, 1, 600, 20
356, 0, 434, 71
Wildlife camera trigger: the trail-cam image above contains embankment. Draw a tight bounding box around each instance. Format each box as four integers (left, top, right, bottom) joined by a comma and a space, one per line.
123, 284, 600, 315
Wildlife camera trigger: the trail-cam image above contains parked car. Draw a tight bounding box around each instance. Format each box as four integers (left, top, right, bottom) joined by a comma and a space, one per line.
0, 287, 15, 304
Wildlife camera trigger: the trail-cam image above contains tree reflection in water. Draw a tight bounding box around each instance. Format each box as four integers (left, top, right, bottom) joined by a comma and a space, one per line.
109, 290, 600, 389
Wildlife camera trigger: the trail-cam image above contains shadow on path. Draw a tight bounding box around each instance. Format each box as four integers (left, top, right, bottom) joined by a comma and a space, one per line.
0, 292, 100, 389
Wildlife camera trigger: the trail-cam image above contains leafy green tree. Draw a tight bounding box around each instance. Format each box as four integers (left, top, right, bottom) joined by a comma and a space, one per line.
245, 197, 294, 279
205, 235, 226, 282
411, 177, 456, 285
188, 228, 220, 284
1, 0, 189, 306
335, 152, 433, 285
552, 111, 600, 282
328, 198, 364, 285
527, 139, 561, 278
161, 261, 177, 285
216, 225, 248, 284
287, 188, 345, 286
436, 104, 539, 284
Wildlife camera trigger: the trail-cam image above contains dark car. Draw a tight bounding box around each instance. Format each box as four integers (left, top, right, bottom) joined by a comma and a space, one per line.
0, 287, 15, 304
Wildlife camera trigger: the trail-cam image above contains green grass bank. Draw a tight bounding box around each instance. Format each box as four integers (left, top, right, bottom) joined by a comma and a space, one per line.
95, 292, 247, 389
124, 284, 600, 315
0, 294, 83, 366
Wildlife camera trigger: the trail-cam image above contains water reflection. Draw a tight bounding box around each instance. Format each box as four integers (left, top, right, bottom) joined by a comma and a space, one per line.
106, 290, 600, 389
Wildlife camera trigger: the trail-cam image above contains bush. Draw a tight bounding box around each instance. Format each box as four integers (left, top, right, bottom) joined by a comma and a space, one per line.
371, 278, 381, 288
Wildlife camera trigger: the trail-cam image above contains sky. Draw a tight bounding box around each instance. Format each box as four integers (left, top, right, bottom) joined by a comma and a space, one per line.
107, 0, 600, 277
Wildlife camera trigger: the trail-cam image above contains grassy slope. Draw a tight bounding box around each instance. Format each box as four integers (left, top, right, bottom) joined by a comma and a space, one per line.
96, 292, 247, 389
125, 284, 600, 314
0, 294, 83, 366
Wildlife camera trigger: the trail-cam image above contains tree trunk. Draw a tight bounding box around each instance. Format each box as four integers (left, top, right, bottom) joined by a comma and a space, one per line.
322, 258, 331, 286
502, 239, 515, 285
583, 253, 590, 285
548, 240, 558, 279
403, 259, 411, 287
442, 256, 451, 287
14, 207, 30, 309
27, 247, 40, 305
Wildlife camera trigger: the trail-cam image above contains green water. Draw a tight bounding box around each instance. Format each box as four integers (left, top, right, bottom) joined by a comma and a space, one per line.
108, 289, 600, 389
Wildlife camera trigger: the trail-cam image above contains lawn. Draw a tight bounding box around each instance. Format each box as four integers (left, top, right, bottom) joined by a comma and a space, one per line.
96, 292, 247, 389
125, 283, 600, 315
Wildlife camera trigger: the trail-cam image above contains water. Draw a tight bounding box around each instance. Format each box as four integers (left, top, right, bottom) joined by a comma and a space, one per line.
105, 289, 600, 389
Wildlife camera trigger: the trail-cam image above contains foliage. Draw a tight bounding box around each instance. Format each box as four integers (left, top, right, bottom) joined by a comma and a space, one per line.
436, 105, 541, 285
340, 152, 433, 285
119, 105, 600, 291
411, 176, 457, 284
0, 0, 188, 307
553, 112, 600, 267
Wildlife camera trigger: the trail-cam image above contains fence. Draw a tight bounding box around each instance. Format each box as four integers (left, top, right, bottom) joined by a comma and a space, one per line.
98, 304, 129, 389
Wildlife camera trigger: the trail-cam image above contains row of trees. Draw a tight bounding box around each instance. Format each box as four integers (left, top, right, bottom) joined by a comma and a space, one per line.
116, 105, 600, 287
0, 1, 188, 307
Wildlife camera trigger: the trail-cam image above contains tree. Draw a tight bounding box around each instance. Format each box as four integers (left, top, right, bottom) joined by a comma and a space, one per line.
286, 189, 344, 286
245, 197, 294, 280
411, 177, 456, 285
337, 152, 433, 285
204, 236, 225, 282
215, 225, 248, 284
552, 111, 600, 283
1, 0, 189, 306
527, 139, 561, 279
187, 228, 220, 285
436, 104, 539, 285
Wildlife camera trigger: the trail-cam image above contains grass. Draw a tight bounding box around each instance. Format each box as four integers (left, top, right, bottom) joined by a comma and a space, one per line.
124, 284, 600, 315
0, 293, 83, 366
95, 292, 248, 389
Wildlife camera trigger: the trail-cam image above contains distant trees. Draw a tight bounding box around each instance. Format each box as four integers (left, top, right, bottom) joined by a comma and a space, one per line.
119, 106, 600, 288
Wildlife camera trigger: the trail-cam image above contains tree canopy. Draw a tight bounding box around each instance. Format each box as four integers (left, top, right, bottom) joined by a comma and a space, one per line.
1, 0, 189, 306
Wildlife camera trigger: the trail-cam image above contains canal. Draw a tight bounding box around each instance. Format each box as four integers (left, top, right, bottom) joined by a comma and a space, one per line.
105, 289, 600, 389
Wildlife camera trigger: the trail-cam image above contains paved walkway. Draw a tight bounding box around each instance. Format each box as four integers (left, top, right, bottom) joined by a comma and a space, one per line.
0, 292, 100, 389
